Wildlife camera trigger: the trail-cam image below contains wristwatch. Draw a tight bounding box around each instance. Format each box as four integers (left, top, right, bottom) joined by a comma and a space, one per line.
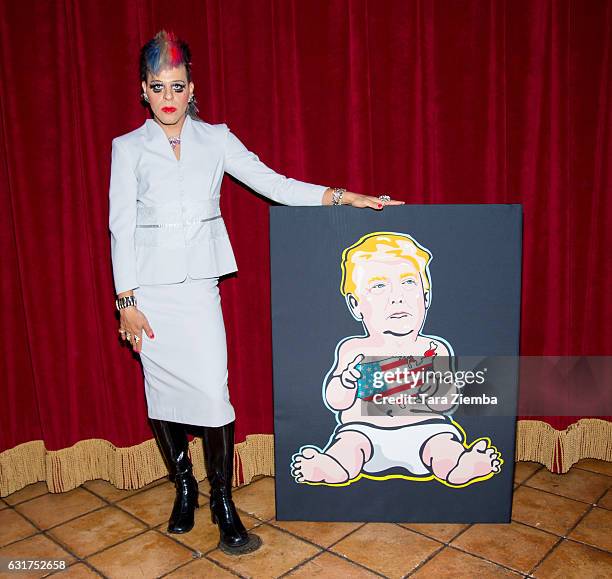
115, 295, 137, 310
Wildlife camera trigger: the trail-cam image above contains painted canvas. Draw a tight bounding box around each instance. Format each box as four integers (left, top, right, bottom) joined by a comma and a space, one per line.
270, 205, 521, 522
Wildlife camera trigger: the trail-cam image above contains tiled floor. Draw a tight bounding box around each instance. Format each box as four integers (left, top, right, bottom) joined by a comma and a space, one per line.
1, 460, 611, 578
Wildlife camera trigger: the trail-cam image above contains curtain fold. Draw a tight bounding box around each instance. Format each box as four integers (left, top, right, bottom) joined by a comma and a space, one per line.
1, 0, 610, 490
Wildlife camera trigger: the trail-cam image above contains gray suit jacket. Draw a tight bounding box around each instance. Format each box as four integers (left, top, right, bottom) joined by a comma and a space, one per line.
108, 115, 327, 294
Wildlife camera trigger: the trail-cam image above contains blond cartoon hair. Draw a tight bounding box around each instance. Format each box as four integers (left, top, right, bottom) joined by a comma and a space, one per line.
340, 232, 432, 299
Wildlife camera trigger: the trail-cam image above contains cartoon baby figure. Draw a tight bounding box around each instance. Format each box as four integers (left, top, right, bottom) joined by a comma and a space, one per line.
290, 232, 502, 487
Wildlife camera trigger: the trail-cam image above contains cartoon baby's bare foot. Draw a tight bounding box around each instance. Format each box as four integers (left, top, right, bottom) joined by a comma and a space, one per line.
446, 439, 501, 485
291, 447, 350, 484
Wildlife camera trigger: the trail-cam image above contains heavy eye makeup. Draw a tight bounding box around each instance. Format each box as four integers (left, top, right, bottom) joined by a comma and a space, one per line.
149, 82, 186, 93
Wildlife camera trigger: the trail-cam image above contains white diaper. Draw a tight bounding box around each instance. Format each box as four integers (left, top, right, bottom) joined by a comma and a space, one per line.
334, 418, 464, 476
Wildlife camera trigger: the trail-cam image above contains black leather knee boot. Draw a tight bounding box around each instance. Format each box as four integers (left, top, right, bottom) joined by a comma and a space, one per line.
150, 418, 199, 533
202, 421, 262, 554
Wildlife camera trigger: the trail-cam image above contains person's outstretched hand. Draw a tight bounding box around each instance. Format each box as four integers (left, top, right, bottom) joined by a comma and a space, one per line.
344, 191, 405, 210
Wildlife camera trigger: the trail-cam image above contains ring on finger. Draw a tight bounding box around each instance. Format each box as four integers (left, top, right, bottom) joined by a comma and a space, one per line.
133, 335, 140, 343
378, 194, 391, 202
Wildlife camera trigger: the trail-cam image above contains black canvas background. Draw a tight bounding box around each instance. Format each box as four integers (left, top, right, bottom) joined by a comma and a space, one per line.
270, 205, 522, 522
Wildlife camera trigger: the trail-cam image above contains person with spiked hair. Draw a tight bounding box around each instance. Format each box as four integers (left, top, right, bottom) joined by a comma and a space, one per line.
108, 29, 404, 554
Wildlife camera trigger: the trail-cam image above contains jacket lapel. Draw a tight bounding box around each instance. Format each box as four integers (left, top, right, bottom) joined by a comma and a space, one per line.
144, 114, 192, 162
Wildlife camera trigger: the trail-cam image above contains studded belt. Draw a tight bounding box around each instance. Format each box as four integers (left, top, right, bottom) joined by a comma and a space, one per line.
136, 214, 222, 228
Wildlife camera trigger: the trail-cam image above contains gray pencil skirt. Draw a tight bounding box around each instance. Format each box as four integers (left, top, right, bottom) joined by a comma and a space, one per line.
133, 274, 236, 427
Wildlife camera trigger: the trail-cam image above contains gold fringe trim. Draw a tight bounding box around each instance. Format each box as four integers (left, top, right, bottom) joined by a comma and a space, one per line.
0, 434, 272, 497
516, 418, 612, 473
233, 434, 275, 485
2, 419, 610, 497
0, 441, 46, 496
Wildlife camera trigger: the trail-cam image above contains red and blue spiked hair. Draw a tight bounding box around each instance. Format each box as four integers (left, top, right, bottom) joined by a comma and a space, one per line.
139, 30, 200, 119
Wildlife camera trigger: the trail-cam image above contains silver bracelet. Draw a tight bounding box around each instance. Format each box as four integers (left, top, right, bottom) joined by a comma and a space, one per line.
332, 187, 346, 205
115, 295, 137, 310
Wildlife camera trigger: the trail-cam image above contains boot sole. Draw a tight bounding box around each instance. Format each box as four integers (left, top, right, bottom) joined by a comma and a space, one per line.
218, 532, 262, 555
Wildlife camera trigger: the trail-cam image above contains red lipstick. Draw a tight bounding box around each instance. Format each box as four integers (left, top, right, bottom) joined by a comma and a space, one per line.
161, 107, 176, 113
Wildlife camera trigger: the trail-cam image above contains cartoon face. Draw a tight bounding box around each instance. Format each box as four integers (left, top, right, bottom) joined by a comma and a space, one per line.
350, 258, 429, 336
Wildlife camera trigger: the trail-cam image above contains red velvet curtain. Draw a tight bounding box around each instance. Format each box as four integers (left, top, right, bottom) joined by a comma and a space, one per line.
1, 0, 610, 458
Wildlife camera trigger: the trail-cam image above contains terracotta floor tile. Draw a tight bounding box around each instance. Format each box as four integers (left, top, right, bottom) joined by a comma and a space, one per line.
568, 507, 612, 551
412, 545, 522, 577
52, 562, 104, 577
207, 523, 320, 578
514, 461, 543, 484
14, 488, 105, 530
597, 488, 612, 510
1, 469, 608, 577
269, 517, 363, 548
115, 480, 178, 526
524, 467, 611, 503
47, 505, 147, 558
0, 534, 75, 578
156, 502, 260, 553
330, 523, 441, 578
574, 458, 612, 477
231, 476, 276, 521
399, 523, 469, 543
164, 556, 237, 578
286, 551, 381, 578
87, 530, 194, 578
533, 539, 612, 578
0, 509, 38, 547
83, 477, 163, 502
3, 482, 49, 506
451, 521, 557, 574
511, 486, 590, 535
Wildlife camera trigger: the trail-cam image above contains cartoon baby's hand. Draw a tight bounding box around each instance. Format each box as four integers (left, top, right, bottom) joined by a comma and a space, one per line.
340, 353, 364, 389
